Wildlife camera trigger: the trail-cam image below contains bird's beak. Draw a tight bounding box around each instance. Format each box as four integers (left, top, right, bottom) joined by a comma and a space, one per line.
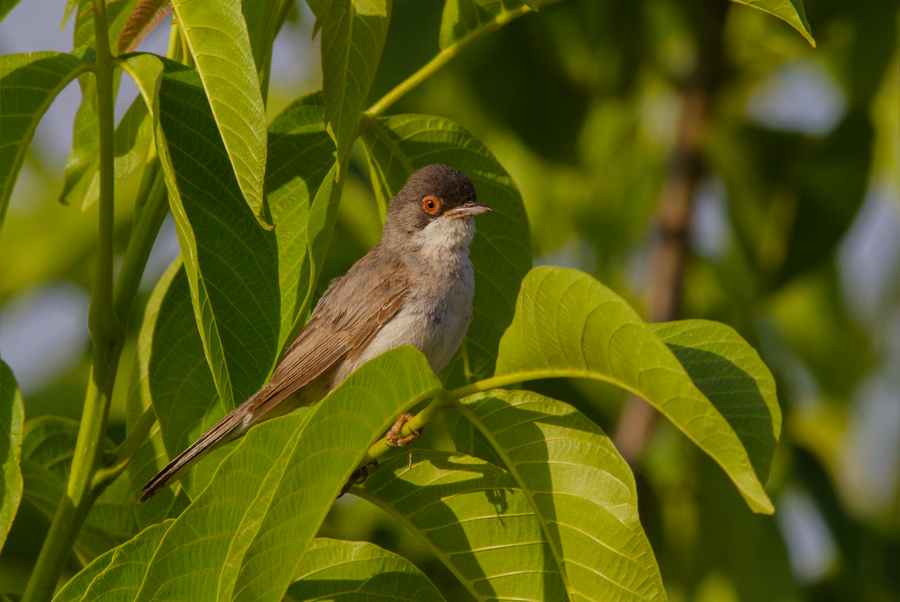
444, 202, 492, 218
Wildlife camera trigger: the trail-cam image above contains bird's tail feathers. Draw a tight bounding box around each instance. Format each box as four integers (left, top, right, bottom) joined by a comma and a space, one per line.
139, 395, 256, 502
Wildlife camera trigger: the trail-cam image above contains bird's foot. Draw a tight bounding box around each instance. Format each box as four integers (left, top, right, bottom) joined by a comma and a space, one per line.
386, 413, 421, 447
339, 460, 378, 498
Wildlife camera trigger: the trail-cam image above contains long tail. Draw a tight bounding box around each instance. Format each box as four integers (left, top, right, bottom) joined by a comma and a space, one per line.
139, 394, 257, 502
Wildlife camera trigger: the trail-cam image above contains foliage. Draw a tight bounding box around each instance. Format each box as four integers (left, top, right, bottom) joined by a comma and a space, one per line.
1, 0, 897, 601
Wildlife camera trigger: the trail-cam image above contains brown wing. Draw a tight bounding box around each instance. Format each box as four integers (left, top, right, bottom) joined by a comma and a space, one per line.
248, 250, 410, 416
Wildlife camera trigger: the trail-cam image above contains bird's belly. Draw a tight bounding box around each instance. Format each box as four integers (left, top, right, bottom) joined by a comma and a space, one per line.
332, 266, 474, 385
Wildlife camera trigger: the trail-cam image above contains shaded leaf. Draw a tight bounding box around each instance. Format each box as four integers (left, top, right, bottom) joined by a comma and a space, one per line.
0, 361, 24, 552
729, 0, 815, 46
318, 0, 391, 164
288, 538, 446, 601
439, 0, 563, 50
0, 50, 92, 222
650, 319, 781, 486
170, 0, 268, 223
495, 267, 775, 514
19, 417, 131, 563
154, 59, 280, 412
360, 114, 531, 387
356, 451, 569, 601
452, 389, 666, 601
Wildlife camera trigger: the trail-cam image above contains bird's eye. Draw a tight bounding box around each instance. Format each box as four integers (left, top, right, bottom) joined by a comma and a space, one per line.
422, 197, 440, 214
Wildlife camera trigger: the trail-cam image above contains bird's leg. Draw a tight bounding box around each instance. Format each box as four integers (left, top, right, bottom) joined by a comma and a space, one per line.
339, 459, 378, 498
386, 413, 422, 447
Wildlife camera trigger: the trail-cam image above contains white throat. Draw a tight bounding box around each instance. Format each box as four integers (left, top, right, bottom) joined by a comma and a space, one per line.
412, 216, 475, 265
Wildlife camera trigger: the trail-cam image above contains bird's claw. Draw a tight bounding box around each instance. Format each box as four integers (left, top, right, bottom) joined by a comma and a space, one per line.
386, 413, 422, 447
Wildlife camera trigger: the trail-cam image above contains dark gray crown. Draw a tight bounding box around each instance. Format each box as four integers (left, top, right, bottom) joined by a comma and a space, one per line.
383, 165, 477, 239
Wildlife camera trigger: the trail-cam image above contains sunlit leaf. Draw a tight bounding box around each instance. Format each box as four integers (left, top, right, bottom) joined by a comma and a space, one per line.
0, 361, 24, 552
53, 520, 174, 602
729, 0, 815, 46
129, 347, 439, 602
495, 267, 775, 514
356, 451, 569, 601
452, 390, 666, 601
0, 50, 92, 222
288, 538, 446, 601
360, 114, 531, 387
170, 0, 268, 223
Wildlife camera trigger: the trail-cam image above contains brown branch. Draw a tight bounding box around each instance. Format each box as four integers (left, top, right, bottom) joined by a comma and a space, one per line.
613, 0, 726, 463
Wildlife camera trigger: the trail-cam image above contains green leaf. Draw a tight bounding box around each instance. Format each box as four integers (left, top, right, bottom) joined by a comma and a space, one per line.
227, 347, 441, 602
650, 319, 781, 486
360, 114, 532, 386
0, 50, 92, 223
356, 451, 569, 601
170, 0, 268, 223
265, 92, 340, 351
288, 538, 446, 601
58, 73, 99, 206
318, 0, 391, 164
452, 390, 666, 601
52, 520, 175, 602
439, 0, 563, 50
78, 93, 155, 210
0, 361, 24, 552
154, 59, 280, 412
20, 417, 132, 563
130, 347, 439, 602
0, 0, 22, 21
495, 267, 775, 514
729, 0, 815, 47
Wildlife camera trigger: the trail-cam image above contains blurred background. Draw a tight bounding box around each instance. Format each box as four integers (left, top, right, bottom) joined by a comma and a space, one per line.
1, 0, 897, 600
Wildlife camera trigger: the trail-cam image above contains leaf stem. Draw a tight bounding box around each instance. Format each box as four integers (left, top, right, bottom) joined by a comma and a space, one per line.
363, 6, 531, 118
22, 15, 171, 595
93, 406, 158, 489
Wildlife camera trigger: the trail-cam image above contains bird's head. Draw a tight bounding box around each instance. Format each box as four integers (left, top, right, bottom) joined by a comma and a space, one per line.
382, 165, 491, 252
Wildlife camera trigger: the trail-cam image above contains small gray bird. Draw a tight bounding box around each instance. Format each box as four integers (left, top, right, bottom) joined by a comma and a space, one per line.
140, 164, 491, 501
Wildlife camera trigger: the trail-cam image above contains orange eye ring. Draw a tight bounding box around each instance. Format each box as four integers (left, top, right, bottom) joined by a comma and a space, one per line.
422, 197, 440, 214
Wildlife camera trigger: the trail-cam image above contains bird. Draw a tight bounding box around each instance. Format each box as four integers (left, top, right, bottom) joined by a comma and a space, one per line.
140, 164, 491, 501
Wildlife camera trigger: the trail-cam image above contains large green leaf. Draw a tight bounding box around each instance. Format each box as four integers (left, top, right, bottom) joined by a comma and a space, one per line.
154, 59, 280, 411
52, 520, 175, 602
314, 0, 391, 165
494, 267, 775, 514
19, 418, 132, 563
129, 347, 439, 602
452, 390, 665, 601
439, 0, 563, 50
170, 0, 268, 223
650, 320, 781, 486
288, 538, 446, 601
0, 361, 24, 552
227, 347, 441, 602
0, 50, 93, 222
355, 451, 569, 601
360, 114, 531, 387
729, 0, 814, 46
